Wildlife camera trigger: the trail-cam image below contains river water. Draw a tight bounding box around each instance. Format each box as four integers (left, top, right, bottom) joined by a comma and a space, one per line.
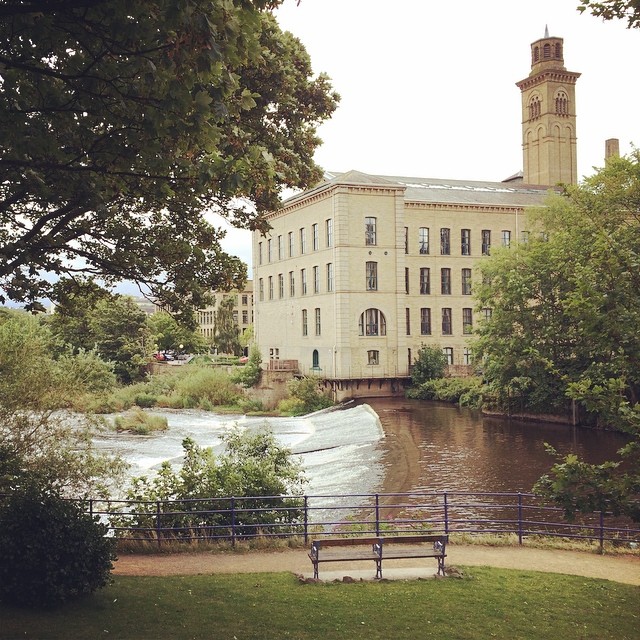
95, 398, 628, 501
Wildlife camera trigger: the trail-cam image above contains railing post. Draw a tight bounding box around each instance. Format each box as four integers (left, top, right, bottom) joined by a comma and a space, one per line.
156, 501, 162, 548
518, 493, 523, 545
599, 511, 605, 554
375, 494, 380, 536
443, 493, 449, 535
231, 497, 236, 548
303, 496, 309, 545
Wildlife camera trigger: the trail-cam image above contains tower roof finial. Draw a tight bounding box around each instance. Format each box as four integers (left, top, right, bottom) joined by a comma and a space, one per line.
544, 24, 549, 38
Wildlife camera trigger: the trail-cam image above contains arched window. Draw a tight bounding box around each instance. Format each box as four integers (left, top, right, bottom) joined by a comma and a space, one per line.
555, 91, 568, 115
312, 349, 319, 369
358, 308, 387, 336
555, 42, 562, 59
543, 43, 551, 58
533, 46, 539, 62
529, 96, 541, 120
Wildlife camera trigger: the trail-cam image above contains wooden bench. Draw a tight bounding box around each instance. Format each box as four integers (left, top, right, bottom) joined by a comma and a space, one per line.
308, 534, 448, 579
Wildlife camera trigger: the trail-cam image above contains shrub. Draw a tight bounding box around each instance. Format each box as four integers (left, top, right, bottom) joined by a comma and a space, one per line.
114, 409, 168, 434
0, 484, 116, 607
134, 392, 157, 408
232, 344, 262, 388
279, 377, 333, 416
174, 367, 240, 407
407, 376, 484, 408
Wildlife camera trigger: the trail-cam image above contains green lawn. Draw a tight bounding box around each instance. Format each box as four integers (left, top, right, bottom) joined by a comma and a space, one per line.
1, 567, 638, 640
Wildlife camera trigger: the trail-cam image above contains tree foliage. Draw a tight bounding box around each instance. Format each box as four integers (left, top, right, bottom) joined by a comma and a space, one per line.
147, 310, 208, 354
0, 1, 338, 317
476, 151, 640, 520
410, 344, 448, 387
120, 428, 307, 538
0, 312, 125, 497
578, 0, 640, 28
214, 295, 242, 355
0, 482, 116, 607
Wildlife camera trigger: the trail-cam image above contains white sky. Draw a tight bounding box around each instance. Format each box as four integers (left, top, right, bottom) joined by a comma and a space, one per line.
222, 0, 638, 269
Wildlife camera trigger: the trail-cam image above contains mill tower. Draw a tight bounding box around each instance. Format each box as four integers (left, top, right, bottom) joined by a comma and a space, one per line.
516, 28, 581, 185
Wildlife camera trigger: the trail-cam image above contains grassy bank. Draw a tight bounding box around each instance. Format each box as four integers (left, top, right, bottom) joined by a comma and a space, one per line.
2, 568, 638, 640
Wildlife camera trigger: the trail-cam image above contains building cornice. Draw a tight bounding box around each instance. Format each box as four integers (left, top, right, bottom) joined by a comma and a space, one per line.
405, 201, 530, 214
516, 70, 581, 91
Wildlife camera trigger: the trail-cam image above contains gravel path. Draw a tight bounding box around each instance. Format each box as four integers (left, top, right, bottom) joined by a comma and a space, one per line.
113, 545, 640, 585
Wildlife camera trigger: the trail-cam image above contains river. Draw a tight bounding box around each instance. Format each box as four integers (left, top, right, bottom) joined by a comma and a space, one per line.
94, 398, 629, 500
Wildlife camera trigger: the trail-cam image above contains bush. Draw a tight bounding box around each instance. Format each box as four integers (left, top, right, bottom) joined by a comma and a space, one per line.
278, 377, 333, 416
407, 376, 484, 408
114, 409, 168, 434
0, 484, 116, 607
174, 367, 240, 407
134, 392, 157, 408
232, 344, 262, 388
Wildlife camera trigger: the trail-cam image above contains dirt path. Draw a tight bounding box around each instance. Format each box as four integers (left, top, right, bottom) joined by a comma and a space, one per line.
113, 545, 640, 586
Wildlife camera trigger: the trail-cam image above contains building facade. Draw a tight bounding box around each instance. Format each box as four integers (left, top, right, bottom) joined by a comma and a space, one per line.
252, 31, 578, 381
196, 280, 254, 346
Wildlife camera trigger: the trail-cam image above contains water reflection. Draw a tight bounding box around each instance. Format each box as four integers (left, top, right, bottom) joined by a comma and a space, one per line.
365, 398, 629, 495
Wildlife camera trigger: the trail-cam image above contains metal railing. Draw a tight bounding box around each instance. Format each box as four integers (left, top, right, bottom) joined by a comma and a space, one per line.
86, 491, 639, 551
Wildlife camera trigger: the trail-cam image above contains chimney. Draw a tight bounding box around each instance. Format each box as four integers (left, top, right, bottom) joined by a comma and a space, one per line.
605, 138, 620, 163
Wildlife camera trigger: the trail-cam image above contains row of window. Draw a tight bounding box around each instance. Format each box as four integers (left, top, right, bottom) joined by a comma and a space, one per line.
297, 307, 493, 339
197, 309, 253, 326
259, 264, 478, 300
259, 264, 334, 300
363, 346, 473, 367
258, 219, 334, 264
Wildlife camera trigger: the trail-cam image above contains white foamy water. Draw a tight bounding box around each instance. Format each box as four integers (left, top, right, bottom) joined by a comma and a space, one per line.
93, 404, 385, 504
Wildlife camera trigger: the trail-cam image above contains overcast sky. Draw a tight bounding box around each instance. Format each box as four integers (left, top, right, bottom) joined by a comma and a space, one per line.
221, 0, 638, 269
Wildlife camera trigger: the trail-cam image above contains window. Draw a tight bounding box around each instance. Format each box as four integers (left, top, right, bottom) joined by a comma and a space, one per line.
420, 267, 430, 295
289, 271, 295, 297
300, 228, 306, 254
278, 273, 284, 298
277, 235, 283, 260
267, 238, 273, 262
232, 311, 238, 325
443, 347, 454, 365
463, 348, 473, 365
420, 308, 431, 335
461, 229, 471, 255
258, 242, 263, 265
419, 227, 429, 254
326, 263, 333, 292
461, 268, 472, 295
288, 231, 294, 257
366, 261, 378, 291
405, 308, 411, 335
268, 276, 273, 300
312, 223, 319, 251
241, 295, 248, 305
312, 349, 319, 368
529, 96, 541, 119
521, 230, 530, 244
367, 350, 379, 365
463, 307, 473, 334
315, 308, 321, 336
482, 307, 493, 321
440, 228, 450, 255
259, 278, 264, 301
365, 217, 377, 245
326, 218, 333, 247
242, 310, 248, 324
482, 230, 491, 255
441, 268, 451, 295
442, 308, 452, 335
313, 266, 320, 293
555, 90, 569, 115
359, 308, 387, 336
502, 230, 511, 247
405, 268, 410, 294
301, 268, 307, 295
302, 309, 308, 336
404, 227, 409, 254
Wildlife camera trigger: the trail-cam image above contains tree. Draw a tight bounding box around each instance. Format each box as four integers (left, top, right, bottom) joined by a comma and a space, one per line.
578, 1, 640, 28
147, 310, 208, 354
0, 1, 339, 318
476, 151, 640, 520
411, 345, 448, 386
214, 295, 242, 355
0, 312, 125, 497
